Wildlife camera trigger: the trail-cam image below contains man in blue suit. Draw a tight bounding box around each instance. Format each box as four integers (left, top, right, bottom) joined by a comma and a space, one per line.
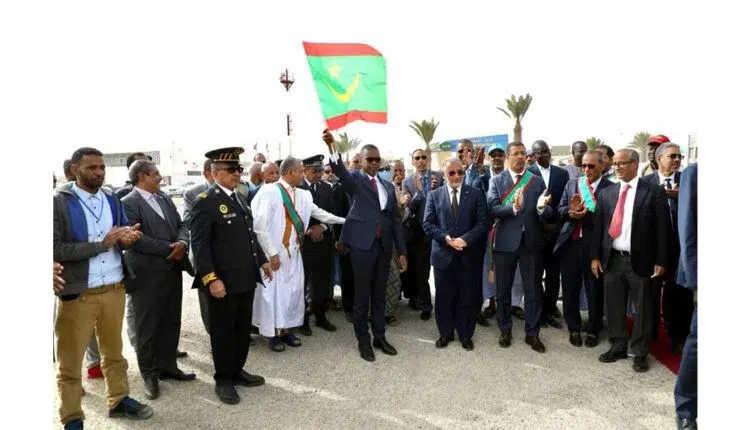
323, 130, 408, 362
487, 141, 555, 353
423, 158, 490, 350
458, 139, 490, 194
674, 162, 697, 430
529, 140, 570, 329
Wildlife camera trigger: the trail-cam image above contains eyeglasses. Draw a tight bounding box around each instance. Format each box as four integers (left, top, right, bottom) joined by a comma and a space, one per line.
218, 166, 244, 174
612, 160, 635, 168
365, 157, 381, 164
413, 155, 428, 161
447, 170, 465, 177
667, 154, 685, 160
581, 163, 598, 170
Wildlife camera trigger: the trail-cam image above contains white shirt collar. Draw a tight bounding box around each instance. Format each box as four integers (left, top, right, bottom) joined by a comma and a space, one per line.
658, 171, 676, 183
536, 163, 550, 173
134, 186, 155, 200
215, 183, 234, 197
590, 176, 603, 191
279, 178, 296, 192
72, 183, 103, 201
624, 176, 639, 188
506, 167, 527, 177
448, 184, 462, 194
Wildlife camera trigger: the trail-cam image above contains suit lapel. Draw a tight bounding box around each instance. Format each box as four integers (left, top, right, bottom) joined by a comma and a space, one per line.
155, 192, 176, 232
633, 180, 648, 220
457, 187, 471, 220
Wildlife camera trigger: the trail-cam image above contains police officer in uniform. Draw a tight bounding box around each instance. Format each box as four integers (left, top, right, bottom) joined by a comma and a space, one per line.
189, 147, 272, 405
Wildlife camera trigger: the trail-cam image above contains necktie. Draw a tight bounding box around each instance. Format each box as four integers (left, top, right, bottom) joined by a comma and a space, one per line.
451, 188, 459, 218
515, 174, 521, 184
370, 178, 381, 238
665, 178, 675, 226
608, 183, 631, 239
422, 175, 429, 194
230, 192, 245, 215
665, 178, 672, 189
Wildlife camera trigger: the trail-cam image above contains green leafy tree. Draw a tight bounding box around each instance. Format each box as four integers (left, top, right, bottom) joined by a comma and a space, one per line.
585, 137, 605, 148
409, 118, 440, 159
335, 132, 362, 162
497, 93, 533, 143
628, 131, 652, 158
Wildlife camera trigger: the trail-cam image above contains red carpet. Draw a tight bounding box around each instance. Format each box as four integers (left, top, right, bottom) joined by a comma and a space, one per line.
626, 316, 680, 374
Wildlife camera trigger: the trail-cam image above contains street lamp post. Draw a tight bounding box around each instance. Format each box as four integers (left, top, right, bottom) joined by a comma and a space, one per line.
279, 68, 295, 156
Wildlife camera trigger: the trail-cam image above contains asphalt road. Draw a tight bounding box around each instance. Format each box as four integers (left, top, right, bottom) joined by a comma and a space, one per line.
52, 199, 678, 429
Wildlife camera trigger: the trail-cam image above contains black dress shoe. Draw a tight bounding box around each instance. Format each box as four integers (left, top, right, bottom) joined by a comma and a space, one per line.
525, 336, 546, 353
461, 338, 474, 351
584, 333, 599, 348
359, 343, 375, 362
551, 308, 562, 319
345, 312, 353, 323
599, 348, 628, 363
408, 299, 418, 310
435, 336, 453, 348
373, 338, 398, 355
298, 324, 313, 336
476, 313, 490, 327
544, 316, 563, 329
676, 417, 697, 429
420, 311, 431, 321
234, 370, 265, 387
316, 319, 337, 332
481, 306, 496, 319
633, 356, 650, 373
248, 336, 256, 347
143, 377, 159, 400
510, 306, 525, 320
569, 332, 583, 347
215, 383, 240, 404
159, 369, 196, 381
671, 341, 684, 356
175, 349, 188, 359
108, 396, 154, 420
498, 331, 512, 348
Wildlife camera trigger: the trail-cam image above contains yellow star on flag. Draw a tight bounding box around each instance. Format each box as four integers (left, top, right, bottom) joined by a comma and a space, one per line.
328, 64, 342, 78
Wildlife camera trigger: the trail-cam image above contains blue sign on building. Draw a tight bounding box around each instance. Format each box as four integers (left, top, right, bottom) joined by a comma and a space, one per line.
431, 134, 509, 152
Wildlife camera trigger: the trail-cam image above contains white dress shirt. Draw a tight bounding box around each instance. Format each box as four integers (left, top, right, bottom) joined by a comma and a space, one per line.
135, 186, 165, 219
611, 176, 640, 252
329, 151, 387, 210
536, 163, 551, 188
658, 172, 676, 188
447, 184, 462, 206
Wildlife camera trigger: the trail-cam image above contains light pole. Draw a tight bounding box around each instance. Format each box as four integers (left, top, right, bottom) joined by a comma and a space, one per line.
279, 68, 295, 156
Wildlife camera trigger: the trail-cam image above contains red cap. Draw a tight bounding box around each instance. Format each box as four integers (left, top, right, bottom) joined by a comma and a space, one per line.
648, 135, 670, 146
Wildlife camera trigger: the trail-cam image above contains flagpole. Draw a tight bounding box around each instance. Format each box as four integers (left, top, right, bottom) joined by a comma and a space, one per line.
279, 68, 295, 156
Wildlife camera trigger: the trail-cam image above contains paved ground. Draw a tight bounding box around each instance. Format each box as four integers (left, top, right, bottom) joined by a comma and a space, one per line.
53, 274, 678, 429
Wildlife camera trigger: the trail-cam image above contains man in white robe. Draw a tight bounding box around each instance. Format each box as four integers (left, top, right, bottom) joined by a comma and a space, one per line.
251, 157, 345, 351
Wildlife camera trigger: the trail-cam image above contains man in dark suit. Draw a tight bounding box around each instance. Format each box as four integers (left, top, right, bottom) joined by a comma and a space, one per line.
674, 162, 697, 430
323, 130, 408, 362
487, 141, 555, 353
642, 142, 692, 356
529, 139, 570, 329
183, 159, 214, 334
423, 158, 490, 350
115, 152, 152, 199
458, 139, 490, 194
190, 147, 271, 404
591, 149, 669, 373
401, 148, 443, 319
121, 160, 196, 400
554, 150, 614, 348
299, 154, 338, 334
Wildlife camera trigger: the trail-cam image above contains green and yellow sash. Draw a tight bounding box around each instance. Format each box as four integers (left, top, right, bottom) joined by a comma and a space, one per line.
500, 170, 535, 205
278, 184, 304, 254
579, 177, 597, 212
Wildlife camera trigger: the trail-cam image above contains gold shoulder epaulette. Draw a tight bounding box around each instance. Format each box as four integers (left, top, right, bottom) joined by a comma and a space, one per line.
198, 193, 207, 199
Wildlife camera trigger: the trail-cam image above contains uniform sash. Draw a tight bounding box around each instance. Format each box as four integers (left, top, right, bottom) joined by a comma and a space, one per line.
579, 177, 597, 212
278, 184, 304, 255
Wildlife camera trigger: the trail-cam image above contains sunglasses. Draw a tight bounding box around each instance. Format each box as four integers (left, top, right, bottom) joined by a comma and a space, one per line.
581, 163, 598, 170
447, 169, 465, 177
218, 166, 244, 174
365, 157, 381, 164
667, 154, 685, 160
413, 155, 428, 161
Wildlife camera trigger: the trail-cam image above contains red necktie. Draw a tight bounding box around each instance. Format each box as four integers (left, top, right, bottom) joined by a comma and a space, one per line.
608, 183, 631, 239
572, 222, 582, 240
370, 177, 381, 238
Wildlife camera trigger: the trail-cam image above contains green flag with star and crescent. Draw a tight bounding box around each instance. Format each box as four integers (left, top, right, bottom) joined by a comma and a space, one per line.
303, 41, 388, 130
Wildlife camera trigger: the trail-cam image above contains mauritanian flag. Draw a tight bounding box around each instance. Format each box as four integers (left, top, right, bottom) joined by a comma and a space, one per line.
302, 42, 387, 130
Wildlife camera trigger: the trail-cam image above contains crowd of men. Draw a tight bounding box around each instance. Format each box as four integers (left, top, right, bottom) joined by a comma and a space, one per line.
52, 132, 697, 430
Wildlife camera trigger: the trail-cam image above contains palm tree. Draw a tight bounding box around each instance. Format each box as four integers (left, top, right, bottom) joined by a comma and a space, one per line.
585, 137, 605, 148
497, 93, 533, 143
628, 131, 652, 158
409, 118, 440, 159
335, 132, 361, 162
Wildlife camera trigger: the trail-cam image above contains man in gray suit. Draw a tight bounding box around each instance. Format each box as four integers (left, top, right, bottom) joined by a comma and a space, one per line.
183, 159, 214, 333
122, 160, 196, 400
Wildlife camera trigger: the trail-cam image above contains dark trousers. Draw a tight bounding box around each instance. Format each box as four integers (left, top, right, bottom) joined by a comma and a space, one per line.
434, 257, 477, 340
198, 288, 210, 334
663, 279, 694, 345
303, 236, 334, 322
406, 238, 433, 312
604, 253, 654, 357
674, 307, 697, 420
541, 236, 561, 319
206, 289, 253, 384
560, 240, 603, 335
350, 239, 390, 345
495, 240, 543, 336
340, 251, 355, 313
129, 268, 183, 379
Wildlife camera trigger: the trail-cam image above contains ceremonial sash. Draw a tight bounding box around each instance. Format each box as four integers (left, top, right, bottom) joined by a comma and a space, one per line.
607, 172, 617, 182
579, 177, 597, 213
277, 184, 304, 255
500, 170, 534, 205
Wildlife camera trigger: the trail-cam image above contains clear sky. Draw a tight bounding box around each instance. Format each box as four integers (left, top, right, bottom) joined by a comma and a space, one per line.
9, 1, 704, 176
